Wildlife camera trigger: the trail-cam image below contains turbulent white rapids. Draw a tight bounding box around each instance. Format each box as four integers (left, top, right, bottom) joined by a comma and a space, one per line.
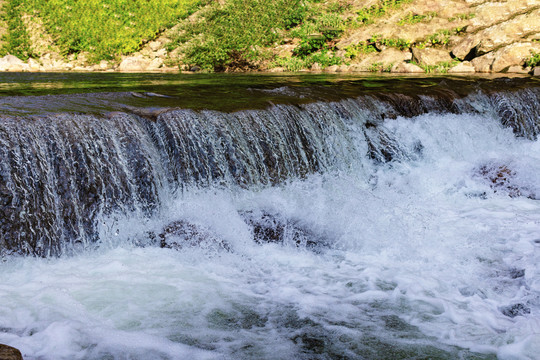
1, 84, 540, 359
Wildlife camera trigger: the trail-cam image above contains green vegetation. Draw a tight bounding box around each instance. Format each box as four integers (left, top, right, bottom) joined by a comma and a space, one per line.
413, 59, 460, 73
27, 0, 202, 60
525, 51, 540, 67
173, 0, 347, 71
368, 61, 393, 72
1, 0, 33, 59
344, 42, 377, 60
275, 49, 342, 71
417, 28, 464, 48
172, 0, 309, 71
356, 0, 412, 25
370, 35, 411, 50
398, 12, 437, 26
448, 12, 475, 22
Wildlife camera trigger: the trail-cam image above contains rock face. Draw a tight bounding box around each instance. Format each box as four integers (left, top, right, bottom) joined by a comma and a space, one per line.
391, 62, 425, 73
0, 344, 23, 360
412, 48, 452, 66
448, 61, 475, 73
118, 56, 151, 72
452, 9, 540, 61
491, 42, 540, 72
0, 55, 26, 71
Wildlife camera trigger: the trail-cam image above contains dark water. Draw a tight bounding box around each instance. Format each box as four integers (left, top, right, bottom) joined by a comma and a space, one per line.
0, 72, 538, 114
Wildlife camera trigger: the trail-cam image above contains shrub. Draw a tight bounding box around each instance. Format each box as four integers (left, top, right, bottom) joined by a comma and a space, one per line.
525, 51, 540, 67
179, 0, 307, 71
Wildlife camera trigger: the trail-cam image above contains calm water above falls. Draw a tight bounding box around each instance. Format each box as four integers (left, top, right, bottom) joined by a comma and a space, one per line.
0, 74, 539, 359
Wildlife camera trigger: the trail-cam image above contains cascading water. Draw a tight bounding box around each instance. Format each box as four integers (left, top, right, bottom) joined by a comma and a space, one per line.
0, 74, 539, 360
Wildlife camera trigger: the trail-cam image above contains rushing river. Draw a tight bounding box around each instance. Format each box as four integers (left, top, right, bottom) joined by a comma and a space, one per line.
0, 73, 539, 359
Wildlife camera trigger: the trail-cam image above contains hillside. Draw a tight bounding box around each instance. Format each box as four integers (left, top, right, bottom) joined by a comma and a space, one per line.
0, 0, 538, 74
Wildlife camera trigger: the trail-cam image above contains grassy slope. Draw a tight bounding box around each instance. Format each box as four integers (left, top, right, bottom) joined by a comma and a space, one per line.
0, 0, 538, 71
1, 0, 203, 61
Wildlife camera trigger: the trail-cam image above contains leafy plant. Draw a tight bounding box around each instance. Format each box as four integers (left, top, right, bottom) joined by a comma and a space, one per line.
293, 35, 326, 57
344, 42, 377, 60
525, 51, 540, 67
370, 35, 411, 50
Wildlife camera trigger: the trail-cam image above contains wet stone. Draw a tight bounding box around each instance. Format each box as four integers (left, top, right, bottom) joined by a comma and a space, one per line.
501, 303, 531, 318
0, 344, 23, 360
158, 220, 230, 252
508, 268, 525, 279
239, 210, 326, 249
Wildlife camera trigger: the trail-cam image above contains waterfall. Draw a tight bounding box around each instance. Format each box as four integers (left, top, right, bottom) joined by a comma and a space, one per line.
0, 84, 539, 256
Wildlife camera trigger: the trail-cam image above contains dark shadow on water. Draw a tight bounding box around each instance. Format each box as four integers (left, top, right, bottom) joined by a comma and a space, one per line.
0, 72, 537, 115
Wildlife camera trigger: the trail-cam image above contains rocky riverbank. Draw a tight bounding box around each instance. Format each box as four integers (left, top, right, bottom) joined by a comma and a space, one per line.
0, 0, 539, 74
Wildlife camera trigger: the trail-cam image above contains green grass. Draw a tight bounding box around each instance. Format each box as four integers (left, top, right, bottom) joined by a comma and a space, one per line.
356, 0, 412, 26
344, 42, 377, 60
1, 0, 34, 59
368, 61, 393, 72
27, 0, 203, 61
370, 35, 411, 50
412, 59, 460, 73
398, 11, 437, 25
174, 0, 309, 71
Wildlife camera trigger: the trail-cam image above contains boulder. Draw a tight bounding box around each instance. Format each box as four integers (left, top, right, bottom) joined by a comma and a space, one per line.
98, 60, 110, 70
451, 37, 480, 61
148, 57, 164, 70
0, 344, 23, 360
491, 42, 540, 72
412, 47, 453, 66
27, 58, 41, 71
311, 62, 322, 71
336, 65, 350, 72
240, 210, 324, 249
0, 55, 26, 71
378, 48, 411, 65
158, 220, 229, 251
448, 61, 475, 73
452, 9, 540, 60
155, 48, 167, 58
506, 65, 531, 74
118, 56, 151, 71
391, 62, 425, 73
324, 65, 340, 72
534, 67, 540, 76
471, 53, 496, 72
148, 41, 162, 52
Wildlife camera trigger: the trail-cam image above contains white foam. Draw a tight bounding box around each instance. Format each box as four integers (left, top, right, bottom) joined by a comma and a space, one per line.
1, 112, 539, 359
